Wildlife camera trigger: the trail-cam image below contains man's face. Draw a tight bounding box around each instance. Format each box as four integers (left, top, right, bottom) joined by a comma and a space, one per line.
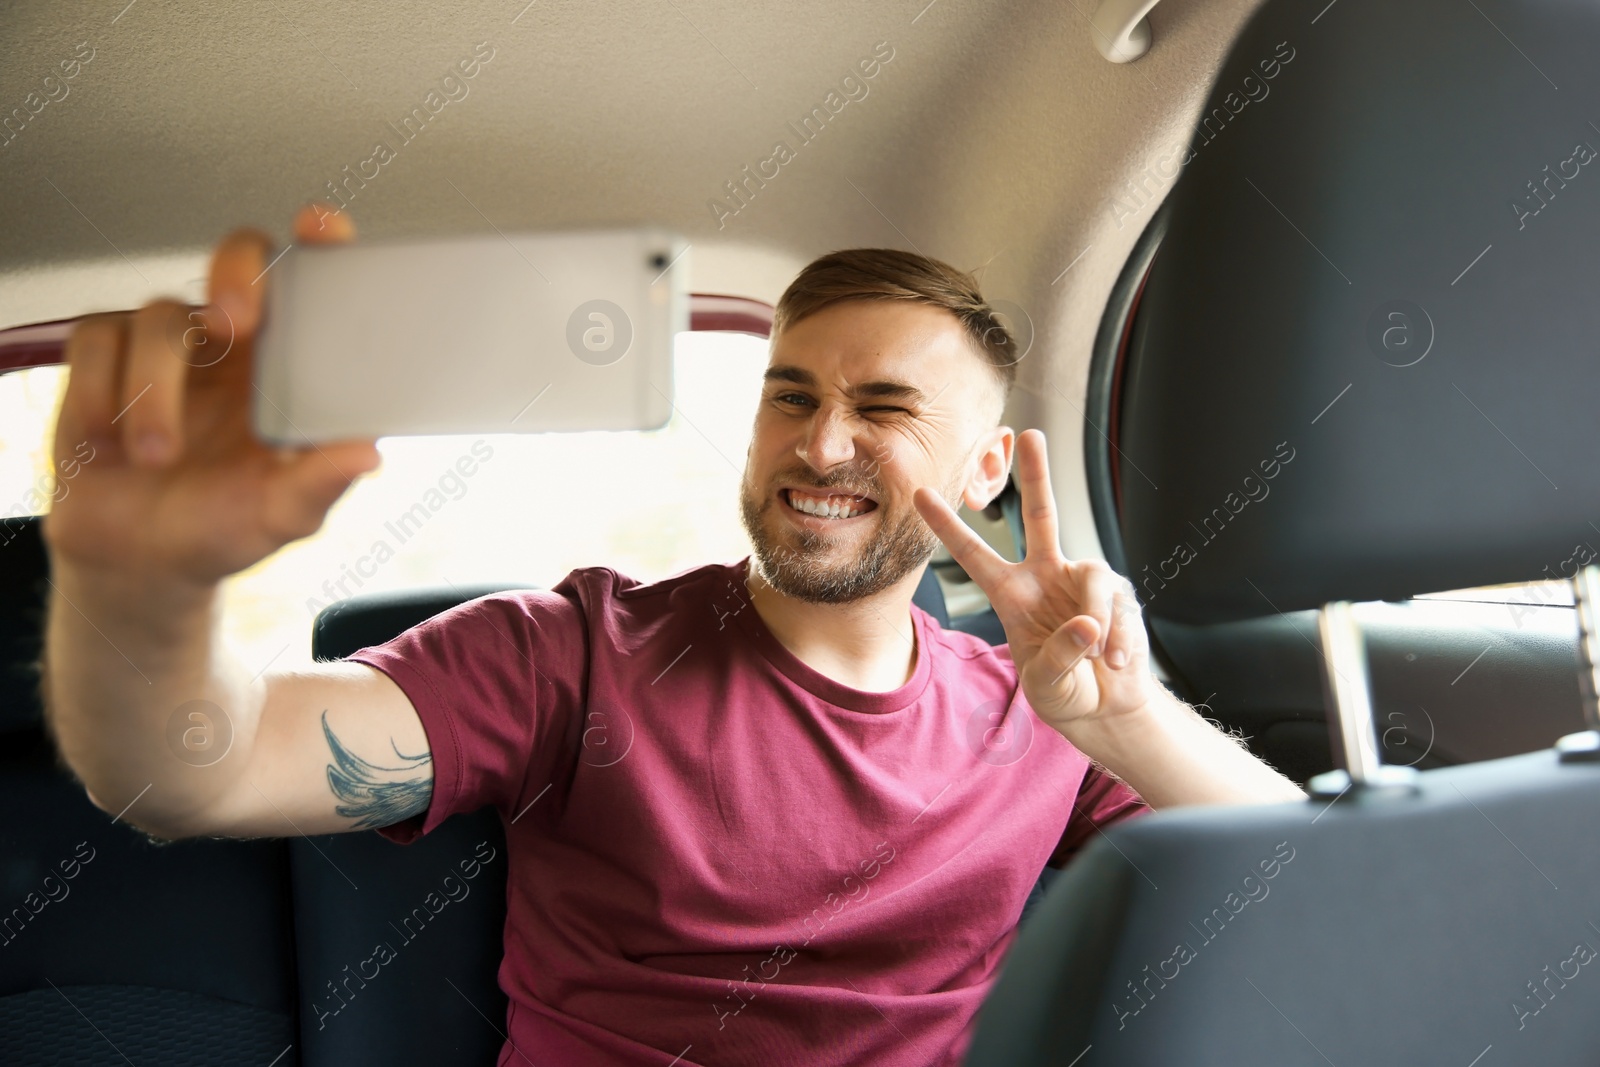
739, 298, 1006, 604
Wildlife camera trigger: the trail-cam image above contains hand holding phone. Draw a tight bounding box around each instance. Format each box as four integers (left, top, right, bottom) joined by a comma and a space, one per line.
43, 206, 381, 587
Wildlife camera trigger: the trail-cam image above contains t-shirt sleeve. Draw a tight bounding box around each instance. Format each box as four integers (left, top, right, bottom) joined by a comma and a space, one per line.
1048, 762, 1151, 868
345, 589, 588, 845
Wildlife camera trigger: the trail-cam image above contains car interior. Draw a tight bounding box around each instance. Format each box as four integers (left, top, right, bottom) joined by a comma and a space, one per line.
4, 0, 1600, 1063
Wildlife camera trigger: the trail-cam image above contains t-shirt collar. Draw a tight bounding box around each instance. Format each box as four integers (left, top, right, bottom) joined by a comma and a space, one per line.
732, 557, 935, 715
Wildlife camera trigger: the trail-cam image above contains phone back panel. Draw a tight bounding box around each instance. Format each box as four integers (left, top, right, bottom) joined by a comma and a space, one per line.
253, 228, 686, 443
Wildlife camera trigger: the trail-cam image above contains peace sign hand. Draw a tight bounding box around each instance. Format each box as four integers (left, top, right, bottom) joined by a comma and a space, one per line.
913, 429, 1159, 733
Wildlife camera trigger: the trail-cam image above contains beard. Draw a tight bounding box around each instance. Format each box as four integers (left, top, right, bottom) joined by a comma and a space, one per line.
739, 465, 959, 604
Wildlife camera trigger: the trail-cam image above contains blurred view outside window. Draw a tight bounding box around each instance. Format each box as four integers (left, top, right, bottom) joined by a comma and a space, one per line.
0, 332, 766, 675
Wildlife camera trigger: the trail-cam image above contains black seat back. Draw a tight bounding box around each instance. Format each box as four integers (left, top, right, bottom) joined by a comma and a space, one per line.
294, 586, 531, 1067
971, 750, 1600, 1064
0, 517, 299, 1066
969, 0, 1600, 1062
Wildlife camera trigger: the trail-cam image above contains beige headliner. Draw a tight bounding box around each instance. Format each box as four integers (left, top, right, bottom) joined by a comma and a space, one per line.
0, 0, 1260, 561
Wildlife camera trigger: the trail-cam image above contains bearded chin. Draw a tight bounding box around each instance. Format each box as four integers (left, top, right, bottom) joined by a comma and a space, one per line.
738, 482, 943, 604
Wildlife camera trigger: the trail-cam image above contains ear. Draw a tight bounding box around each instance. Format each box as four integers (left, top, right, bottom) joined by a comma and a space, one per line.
961, 425, 1015, 511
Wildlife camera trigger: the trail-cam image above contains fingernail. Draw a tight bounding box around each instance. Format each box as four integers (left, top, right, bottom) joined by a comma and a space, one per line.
210, 291, 254, 337
136, 430, 170, 464
1108, 648, 1129, 669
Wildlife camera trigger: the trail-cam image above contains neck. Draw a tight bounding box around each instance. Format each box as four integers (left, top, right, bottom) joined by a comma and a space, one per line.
744, 560, 923, 692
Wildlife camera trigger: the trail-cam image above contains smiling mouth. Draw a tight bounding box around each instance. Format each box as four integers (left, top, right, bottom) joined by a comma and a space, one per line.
781, 488, 879, 521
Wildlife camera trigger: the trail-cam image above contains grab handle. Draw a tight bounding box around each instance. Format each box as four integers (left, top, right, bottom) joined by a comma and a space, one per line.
1090, 0, 1163, 63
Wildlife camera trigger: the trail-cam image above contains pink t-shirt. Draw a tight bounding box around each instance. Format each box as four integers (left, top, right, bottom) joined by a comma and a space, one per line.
350, 559, 1147, 1067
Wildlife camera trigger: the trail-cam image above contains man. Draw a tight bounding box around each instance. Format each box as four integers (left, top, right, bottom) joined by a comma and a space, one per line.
42, 205, 1303, 1066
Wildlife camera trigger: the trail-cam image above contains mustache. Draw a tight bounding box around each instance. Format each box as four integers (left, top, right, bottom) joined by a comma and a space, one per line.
771, 467, 883, 500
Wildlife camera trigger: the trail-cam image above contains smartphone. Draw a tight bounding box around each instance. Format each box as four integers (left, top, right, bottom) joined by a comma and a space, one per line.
252, 228, 687, 444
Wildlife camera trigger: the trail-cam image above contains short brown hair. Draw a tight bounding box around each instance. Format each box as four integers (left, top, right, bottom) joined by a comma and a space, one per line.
772, 248, 1019, 399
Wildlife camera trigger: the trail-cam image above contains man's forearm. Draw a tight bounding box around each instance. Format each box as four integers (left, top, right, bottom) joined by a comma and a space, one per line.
43, 563, 264, 835
1056, 687, 1306, 810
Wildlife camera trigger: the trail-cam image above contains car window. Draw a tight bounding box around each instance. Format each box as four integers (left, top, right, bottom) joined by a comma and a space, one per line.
2, 332, 767, 673
0, 363, 69, 521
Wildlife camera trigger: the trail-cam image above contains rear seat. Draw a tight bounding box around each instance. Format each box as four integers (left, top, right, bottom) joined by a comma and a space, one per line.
0, 516, 300, 1066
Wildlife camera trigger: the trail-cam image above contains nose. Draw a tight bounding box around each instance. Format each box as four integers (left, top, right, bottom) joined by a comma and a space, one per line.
797, 406, 856, 471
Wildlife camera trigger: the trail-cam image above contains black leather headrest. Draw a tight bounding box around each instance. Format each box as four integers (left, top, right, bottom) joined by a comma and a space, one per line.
312, 584, 536, 660
312, 568, 951, 661
1118, 0, 1600, 622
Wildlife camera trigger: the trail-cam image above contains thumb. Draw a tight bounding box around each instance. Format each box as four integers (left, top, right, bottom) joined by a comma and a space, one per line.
1037, 616, 1100, 689
293, 201, 357, 244
260, 441, 382, 541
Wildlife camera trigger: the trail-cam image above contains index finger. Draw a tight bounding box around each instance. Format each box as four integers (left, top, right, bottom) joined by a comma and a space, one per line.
59, 312, 128, 451
199, 202, 356, 343
1014, 428, 1061, 561
199, 227, 273, 346
913, 485, 1010, 592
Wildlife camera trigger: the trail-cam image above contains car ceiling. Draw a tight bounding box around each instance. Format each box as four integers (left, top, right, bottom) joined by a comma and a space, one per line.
1, 0, 1262, 561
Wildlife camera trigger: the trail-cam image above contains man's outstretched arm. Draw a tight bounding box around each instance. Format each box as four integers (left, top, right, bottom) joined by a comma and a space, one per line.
42, 204, 436, 840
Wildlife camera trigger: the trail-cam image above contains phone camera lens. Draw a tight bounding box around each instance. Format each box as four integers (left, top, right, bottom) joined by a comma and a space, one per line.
650, 252, 669, 270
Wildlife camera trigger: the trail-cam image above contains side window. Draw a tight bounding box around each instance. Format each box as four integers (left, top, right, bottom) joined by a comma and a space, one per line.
0, 365, 70, 524
1413, 578, 1576, 624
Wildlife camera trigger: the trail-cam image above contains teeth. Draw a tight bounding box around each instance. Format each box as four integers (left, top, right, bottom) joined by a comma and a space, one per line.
789, 491, 865, 519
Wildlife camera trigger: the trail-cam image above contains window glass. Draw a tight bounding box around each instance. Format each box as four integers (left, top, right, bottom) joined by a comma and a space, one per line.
0, 364, 69, 521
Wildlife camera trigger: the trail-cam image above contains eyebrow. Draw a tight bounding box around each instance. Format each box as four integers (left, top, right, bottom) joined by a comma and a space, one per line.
762, 364, 930, 405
